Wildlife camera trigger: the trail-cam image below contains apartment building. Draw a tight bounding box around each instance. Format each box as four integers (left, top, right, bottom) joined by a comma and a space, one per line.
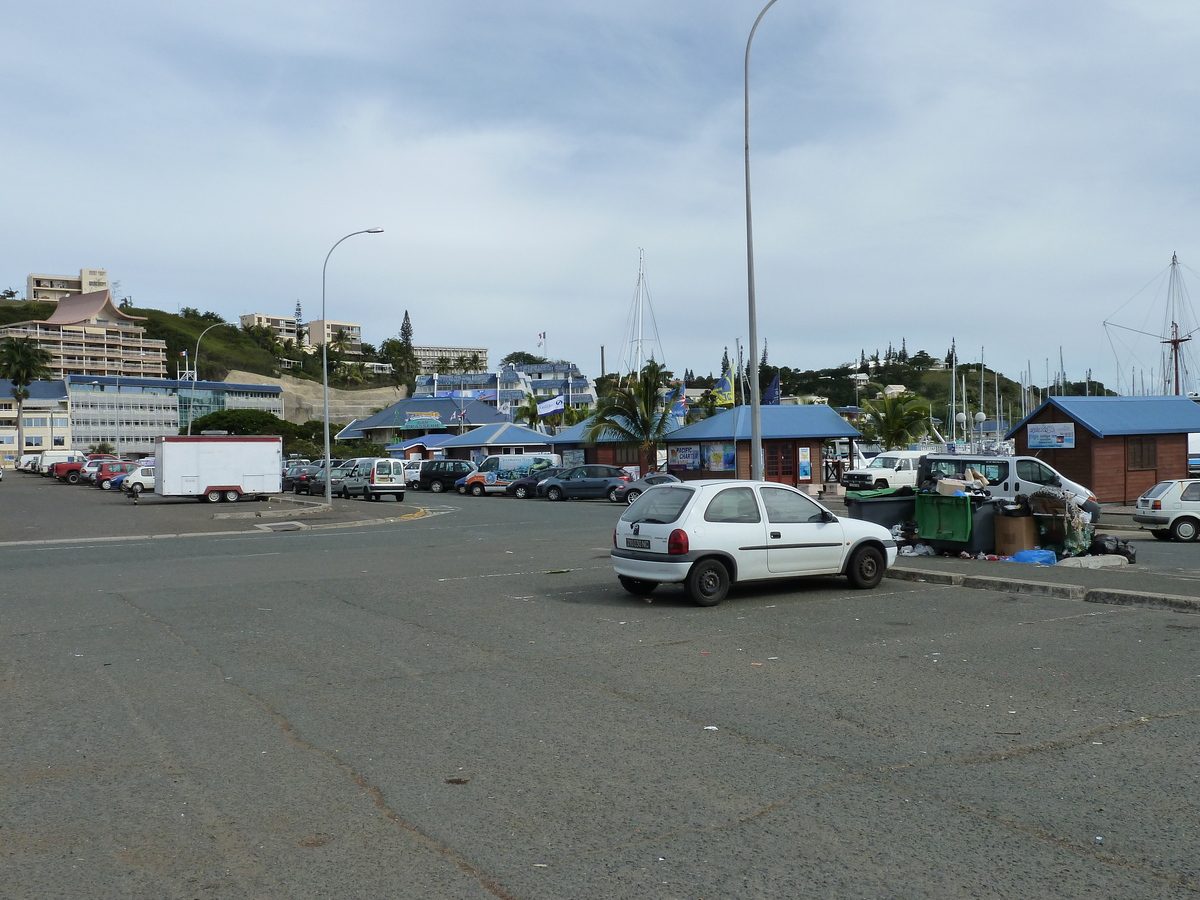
240, 313, 300, 344
0, 290, 167, 380
26, 269, 110, 303
0, 381, 70, 463
412, 345, 489, 374
304, 319, 362, 354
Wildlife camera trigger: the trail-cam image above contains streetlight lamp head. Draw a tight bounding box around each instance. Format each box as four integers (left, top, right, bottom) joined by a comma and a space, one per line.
366, 227, 384, 233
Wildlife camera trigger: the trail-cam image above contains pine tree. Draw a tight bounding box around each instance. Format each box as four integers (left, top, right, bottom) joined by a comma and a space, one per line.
721, 347, 730, 374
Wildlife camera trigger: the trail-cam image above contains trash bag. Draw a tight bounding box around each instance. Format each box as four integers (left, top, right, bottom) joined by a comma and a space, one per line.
1089, 534, 1120, 554
1012, 548, 1057, 565
1115, 540, 1136, 564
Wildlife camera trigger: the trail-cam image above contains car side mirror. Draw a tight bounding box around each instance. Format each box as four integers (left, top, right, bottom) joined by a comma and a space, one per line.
822, 510, 837, 523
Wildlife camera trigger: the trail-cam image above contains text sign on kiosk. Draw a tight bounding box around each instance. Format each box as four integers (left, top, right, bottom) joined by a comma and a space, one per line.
1027, 422, 1075, 449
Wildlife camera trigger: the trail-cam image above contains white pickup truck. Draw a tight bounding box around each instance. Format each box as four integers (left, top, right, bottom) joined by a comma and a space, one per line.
840, 450, 926, 491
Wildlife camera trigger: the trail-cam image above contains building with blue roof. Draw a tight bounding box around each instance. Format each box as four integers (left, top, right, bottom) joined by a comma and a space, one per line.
438, 423, 554, 460
343, 397, 509, 446
545, 414, 684, 472
664, 405, 862, 488
1006, 395, 1200, 502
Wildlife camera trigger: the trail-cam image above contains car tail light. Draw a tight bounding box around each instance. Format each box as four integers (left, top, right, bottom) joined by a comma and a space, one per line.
668, 529, 689, 555
613, 528, 618, 548
1152, 500, 1161, 510
620, 473, 631, 481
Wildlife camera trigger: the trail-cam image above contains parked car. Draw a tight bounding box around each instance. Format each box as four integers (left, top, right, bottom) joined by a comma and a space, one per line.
80, 456, 118, 484
841, 450, 926, 491
416, 459, 478, 493
505, 467, 566, 499
610, 472, 680, 504
93, 461, 139, 490
55, 453, 117, 484
120, 466, 156, 494
283, 465, 320, 493
611, 479, 897, 606
1132, 479, 1200, 541
536, 465, 630, 501
400, 459, 425, 486
340, 457, 407, 501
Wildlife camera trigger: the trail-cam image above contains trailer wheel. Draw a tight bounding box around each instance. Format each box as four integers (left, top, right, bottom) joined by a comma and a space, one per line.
204, 489, 222, 503
223, 490, 240, 502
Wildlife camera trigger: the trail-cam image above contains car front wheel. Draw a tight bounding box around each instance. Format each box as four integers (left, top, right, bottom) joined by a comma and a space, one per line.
618, 575, 658, 597
470, 483, 485, 497
1170, 517, 1199, 542
514, 484, 529, 499
99, 479, 113, 490
546, 486, 563, 501
686, 558, 730, 607
847, 545, 885, 589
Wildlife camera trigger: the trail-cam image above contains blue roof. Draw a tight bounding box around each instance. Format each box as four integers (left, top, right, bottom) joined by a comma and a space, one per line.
351, 397, 508, 432
335, 418, 368, 440
1006, 396, 1200, 438
385, 434, 455, 452
547, 414, 684, 445
65, 374, 281, 394
438, 422, 552, 448
665, 405, 861, 442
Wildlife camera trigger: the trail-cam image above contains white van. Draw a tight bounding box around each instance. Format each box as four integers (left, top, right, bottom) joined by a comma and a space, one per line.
917, 454, 1102, 522
35, 449, 85, 476
463, 453, 562, 495
841, 450, 926, 491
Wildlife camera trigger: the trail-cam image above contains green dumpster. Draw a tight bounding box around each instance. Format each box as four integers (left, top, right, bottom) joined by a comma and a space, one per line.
915, 494, 973, 542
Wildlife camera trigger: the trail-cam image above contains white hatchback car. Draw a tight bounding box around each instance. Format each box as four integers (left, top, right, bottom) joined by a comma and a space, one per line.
1133, 479, 1200, 541
611, 479, 897, 606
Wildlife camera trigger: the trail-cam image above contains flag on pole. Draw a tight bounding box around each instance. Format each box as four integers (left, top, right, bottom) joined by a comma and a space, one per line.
537, 395, 565, 417
668, 382, 688, 420
712, 366, 734, 405
537, 331, 546, 347
763, 373, 781, 405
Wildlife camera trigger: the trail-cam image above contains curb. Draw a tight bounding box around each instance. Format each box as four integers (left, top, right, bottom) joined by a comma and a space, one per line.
888, 565, 1198, 612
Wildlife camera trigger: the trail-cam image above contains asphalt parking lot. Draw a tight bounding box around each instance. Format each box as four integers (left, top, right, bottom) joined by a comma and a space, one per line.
3, 473, 1199, 898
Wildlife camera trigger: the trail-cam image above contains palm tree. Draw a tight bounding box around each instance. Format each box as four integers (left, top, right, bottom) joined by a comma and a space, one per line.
584, 360, 674, 473
863, 388, 931, 450
515, 393, 541, 428
0, 337, 53, 458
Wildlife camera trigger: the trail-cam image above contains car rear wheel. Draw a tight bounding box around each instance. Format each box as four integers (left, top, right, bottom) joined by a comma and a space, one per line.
546, 486, 563, 501
847, 545, 885, 589
1170, 517, 1199, 542
624, 489, 641, 504
131, 483, 143, 494
607, 486, 621, 502
430, 480, 445, 493
67, 472, 80, 484
618, 575, 658, 597
686, 558, 730, 607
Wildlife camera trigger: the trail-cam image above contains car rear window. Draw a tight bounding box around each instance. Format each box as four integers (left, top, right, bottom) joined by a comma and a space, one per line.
620, 486, 694, 523
1142, 482, 1175, 500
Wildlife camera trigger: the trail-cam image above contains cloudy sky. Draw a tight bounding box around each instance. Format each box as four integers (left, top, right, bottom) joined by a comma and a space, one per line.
5, 1, 1200, 394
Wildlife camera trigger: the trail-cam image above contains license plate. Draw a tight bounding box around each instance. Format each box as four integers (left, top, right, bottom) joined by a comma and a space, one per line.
626, 538, 650, 549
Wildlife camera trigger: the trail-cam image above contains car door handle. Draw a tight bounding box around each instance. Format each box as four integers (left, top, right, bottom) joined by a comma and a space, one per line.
771, 531, 781, 539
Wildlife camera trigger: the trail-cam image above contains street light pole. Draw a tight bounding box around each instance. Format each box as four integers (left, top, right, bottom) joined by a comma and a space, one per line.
744, 0, 780, 481
322, 228, 384, 505
187, 321, 224, 436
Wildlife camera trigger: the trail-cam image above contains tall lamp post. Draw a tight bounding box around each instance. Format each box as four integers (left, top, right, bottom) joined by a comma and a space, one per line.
187, 321, 224, 436
744, 0, 781, 480
322, 228, 384, 505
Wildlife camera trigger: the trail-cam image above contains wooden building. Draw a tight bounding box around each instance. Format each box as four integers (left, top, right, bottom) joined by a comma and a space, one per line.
1006, 396, 1200, 504
662, 405, 861, 489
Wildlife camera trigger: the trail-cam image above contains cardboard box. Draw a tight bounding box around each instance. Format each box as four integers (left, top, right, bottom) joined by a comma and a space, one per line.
994, 516, 1038, 556
937, 478, 968, 495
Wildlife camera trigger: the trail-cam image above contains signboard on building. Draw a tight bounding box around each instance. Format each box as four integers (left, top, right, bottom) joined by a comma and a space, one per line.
1027, 422, 1076, 449
702, 442, 736, 472
668, 444, 701, 470
798, 446, 812, 481
562, 449, 586, 467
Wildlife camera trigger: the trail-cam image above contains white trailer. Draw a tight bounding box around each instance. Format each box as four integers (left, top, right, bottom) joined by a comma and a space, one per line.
154, 435, 283, 502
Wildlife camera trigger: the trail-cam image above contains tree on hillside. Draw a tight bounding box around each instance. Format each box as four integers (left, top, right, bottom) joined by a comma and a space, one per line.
0, 337, 53, 456
584, 360, 674, 474
500, 350, 549, 368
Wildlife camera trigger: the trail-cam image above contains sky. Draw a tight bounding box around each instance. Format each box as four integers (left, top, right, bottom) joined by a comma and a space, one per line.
5, 1, 1200, 395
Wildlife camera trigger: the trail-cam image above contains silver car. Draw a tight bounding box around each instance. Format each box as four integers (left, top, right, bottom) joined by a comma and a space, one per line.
611, 479, 897, 606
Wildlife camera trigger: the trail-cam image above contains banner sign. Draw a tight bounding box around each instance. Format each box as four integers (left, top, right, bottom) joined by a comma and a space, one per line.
668, 444, 701, 470
702, 442, 736, 472
537, 395, 566, 417
797, 446, 812, 481
562, 449, 586, 467
1027, 422, 1075, 449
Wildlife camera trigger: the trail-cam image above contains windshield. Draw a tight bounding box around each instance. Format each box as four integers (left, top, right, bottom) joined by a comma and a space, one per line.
868, 456, 897, 469
1142, 481, 1176, 500
620, 486, 694, 524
